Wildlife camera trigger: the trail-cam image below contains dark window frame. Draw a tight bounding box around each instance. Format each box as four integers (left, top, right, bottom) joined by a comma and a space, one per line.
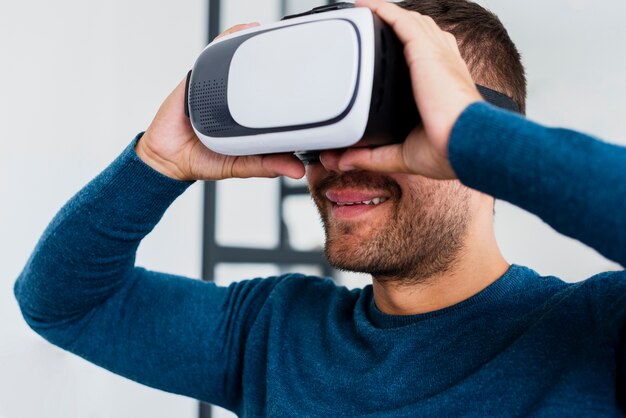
200, 2, 336, 416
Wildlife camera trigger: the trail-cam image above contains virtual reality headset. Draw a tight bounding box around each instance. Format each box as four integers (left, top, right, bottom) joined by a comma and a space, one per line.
185, 2, 518, 162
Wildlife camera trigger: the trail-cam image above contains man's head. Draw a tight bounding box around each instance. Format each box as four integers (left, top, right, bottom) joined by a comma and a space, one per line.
307, 0, 526, 284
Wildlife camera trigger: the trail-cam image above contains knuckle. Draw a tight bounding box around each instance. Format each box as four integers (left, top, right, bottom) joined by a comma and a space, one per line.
225, 157, 236, 178
403, 42, 421, 66
260, 156, 271, 174
229, 24, 245, 31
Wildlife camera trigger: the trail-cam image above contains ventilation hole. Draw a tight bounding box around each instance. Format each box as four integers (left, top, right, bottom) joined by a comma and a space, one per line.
189, 79, 233, 134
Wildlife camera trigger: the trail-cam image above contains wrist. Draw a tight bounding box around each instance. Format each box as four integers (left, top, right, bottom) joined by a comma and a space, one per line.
134, 133, 188, 181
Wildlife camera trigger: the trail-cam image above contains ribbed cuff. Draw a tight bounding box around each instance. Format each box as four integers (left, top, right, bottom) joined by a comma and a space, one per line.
448, 102, 539, 199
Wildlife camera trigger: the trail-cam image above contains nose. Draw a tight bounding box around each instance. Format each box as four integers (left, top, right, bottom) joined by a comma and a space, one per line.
318, 149, 346, 173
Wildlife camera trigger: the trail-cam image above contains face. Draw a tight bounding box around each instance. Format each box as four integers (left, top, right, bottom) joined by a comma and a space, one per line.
307, 152, 473, 284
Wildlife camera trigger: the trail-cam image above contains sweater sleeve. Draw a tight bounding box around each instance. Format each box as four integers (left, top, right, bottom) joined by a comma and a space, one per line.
14, 135, 279, 410
449, 102, 626, 267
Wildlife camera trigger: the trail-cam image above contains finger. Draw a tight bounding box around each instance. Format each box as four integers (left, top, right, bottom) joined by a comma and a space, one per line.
357, 0, 461, 70
214, 22, 260, 41
356, 0, 429, 46
262, 154, 306, 179
318, 149, 344, 172
337, 145, 409, 174
444, 31, 459, 50
230, 153, 305, 179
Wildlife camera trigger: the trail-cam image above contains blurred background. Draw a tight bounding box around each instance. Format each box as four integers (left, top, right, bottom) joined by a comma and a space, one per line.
1, 0, 625, 417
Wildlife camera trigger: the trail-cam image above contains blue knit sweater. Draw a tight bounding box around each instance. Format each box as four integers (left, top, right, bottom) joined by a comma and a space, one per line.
15, 103, 626, 416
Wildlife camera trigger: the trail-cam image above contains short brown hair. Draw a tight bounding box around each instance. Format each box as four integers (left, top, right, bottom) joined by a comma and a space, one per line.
397, 0, 527, 114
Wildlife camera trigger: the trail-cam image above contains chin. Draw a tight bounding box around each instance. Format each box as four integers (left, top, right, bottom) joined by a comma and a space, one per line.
323, 227, 380, 272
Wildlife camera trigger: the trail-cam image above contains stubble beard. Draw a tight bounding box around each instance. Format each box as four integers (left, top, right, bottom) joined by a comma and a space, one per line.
311, 172, 472, 285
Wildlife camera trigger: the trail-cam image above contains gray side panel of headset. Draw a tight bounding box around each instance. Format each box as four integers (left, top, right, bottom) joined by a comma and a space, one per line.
188, 35, 251, 138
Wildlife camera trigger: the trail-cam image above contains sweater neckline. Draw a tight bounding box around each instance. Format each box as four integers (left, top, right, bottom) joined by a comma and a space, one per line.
367, 265, 531, 329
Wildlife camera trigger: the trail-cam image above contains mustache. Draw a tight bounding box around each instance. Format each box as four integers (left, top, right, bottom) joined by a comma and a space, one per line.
311, 171, 402, 200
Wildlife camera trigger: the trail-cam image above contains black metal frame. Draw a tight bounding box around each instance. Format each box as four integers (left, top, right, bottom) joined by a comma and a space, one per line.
199, 2, 335, 416
201, 180, 333, 277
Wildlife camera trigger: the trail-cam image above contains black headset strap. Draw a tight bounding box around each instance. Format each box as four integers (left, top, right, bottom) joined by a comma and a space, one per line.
476, 84, 519, 113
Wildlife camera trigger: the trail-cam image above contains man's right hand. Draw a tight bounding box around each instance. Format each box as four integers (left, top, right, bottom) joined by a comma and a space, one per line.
136, 23, 306, 182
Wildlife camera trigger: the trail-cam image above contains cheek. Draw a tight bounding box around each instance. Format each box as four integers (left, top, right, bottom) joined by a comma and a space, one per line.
387, 174, 414, 202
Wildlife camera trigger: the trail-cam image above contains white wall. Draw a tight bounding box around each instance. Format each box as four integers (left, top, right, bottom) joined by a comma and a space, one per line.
478, 0, 626, 279
2, 0, 626, 418
0, 1, 206, 417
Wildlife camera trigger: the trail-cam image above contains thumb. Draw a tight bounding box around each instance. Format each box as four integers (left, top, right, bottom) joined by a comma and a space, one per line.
337, 143, 409, 173
228, 153, 305, 179
337, 128, 457, 179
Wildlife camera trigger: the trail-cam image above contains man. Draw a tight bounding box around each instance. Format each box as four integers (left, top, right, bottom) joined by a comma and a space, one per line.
15, 0, 626, 416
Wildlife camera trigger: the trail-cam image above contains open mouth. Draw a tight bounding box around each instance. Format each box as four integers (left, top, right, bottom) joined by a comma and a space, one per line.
334, 197, 388, 206
324, 190, 391, 219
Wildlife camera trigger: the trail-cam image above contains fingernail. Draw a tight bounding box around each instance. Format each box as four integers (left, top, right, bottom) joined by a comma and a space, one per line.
339, 162, 355, 171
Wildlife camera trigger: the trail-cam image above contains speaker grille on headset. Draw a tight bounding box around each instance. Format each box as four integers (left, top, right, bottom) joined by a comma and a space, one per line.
189, 79, 233, 134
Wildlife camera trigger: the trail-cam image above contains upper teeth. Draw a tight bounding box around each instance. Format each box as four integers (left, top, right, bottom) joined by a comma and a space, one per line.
336, 198, 387, 206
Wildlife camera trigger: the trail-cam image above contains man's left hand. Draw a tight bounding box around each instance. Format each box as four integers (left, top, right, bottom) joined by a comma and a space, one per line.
336, 0, 483, 180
